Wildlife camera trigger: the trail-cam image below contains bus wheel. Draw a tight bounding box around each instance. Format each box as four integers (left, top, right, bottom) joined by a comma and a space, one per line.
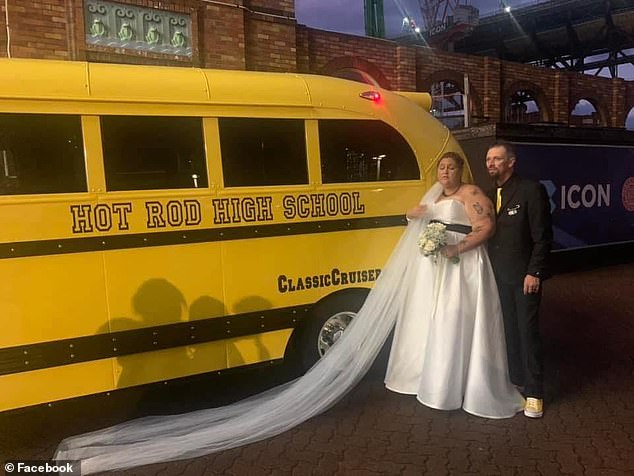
295, 289, 369, 371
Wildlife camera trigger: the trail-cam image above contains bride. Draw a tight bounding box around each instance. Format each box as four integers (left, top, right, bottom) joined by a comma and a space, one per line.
55, 153, 523, 473
385, 152, 524, 418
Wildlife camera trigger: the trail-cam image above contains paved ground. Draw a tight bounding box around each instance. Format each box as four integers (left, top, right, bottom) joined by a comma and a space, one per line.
2, 262, 633, 475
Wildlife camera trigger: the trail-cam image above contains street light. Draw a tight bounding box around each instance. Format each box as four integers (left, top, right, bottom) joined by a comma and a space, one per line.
371, 154, 386, 180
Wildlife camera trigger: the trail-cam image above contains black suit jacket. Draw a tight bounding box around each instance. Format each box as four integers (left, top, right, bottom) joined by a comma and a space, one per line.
487, 175, 553, 284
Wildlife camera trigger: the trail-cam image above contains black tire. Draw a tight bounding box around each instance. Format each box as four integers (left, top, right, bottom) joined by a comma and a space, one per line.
290, 288, 370, 372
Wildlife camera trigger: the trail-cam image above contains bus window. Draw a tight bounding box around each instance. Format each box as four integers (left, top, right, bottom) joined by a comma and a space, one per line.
101, 116, 208, 191
0, 113, 86, 195
319, 119, 420, 183
219, 118, 308, 187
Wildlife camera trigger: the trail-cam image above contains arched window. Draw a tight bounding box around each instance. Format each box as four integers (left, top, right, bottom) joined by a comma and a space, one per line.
330, 68, 380, 87
430, 80, 464, 129
570, 99, 601, 127
626, 107, 634, 131
505, 90, 541, 124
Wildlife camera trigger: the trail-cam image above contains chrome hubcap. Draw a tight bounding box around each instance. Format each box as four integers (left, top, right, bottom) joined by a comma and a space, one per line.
317, 311, 356, 357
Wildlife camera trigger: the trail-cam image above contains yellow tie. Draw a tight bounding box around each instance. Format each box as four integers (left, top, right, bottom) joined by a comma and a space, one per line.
496, 187, 502, 214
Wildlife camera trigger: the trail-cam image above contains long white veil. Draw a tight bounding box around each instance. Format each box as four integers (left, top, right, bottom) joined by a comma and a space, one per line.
54, 183, 444, 474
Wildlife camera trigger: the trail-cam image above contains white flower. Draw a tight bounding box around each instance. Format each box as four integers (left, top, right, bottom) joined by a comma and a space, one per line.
423, 241, 436, 253
417, 222, 459, 264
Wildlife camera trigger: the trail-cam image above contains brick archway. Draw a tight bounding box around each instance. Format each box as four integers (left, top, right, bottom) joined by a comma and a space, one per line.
503, 80, 553, 123
320, 56, 391, 90
569, 91, 608, 127
418, 69, 483, 123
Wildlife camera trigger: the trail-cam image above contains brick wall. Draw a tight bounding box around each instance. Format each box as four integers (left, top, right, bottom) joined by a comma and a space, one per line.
2, 0, 70, 60
304, 28, 398, 89
416, 48, 491, 122
0, 2, 7, 57
200, 2, 245, 70
482, 57, 502, 122
395, 46, 416, 91
501, 61, 558, 122
244, 13, 296, 72
245, 0, 293, 15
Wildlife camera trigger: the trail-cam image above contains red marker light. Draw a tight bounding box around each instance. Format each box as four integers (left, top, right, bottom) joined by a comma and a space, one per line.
360, 90, 381, 102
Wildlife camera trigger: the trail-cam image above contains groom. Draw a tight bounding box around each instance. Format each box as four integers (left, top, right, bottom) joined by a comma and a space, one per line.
485, 141, 553, 418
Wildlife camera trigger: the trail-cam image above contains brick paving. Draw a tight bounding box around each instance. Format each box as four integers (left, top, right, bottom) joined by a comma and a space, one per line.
2, 263, 633, 475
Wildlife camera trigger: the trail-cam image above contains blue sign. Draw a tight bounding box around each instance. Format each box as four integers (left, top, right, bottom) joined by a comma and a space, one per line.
514, 142, 634, 250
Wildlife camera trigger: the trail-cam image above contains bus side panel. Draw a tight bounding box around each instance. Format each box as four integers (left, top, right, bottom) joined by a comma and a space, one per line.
1, 359, 116, 411
102, 242, 227, 389
314, 227, 399, 289
111, 341, 228, 390
221, 233, 320, 368
0, 253, 109, 347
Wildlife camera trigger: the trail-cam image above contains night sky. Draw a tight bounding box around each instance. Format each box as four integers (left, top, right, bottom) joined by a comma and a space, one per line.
296, 0, 535, 37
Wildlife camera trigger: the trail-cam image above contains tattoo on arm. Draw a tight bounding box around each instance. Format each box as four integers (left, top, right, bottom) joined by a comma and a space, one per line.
473, 202, 484, 214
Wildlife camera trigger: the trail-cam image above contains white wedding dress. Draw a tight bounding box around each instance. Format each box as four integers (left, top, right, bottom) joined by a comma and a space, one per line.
55, 184, 521, 474
385, 198, 524, 418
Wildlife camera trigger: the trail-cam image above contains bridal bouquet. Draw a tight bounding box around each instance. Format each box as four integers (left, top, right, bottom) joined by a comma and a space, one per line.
417, 222, 459, 264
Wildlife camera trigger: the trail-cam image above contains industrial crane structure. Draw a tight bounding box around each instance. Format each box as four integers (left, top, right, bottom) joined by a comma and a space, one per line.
419, 0, 479, 48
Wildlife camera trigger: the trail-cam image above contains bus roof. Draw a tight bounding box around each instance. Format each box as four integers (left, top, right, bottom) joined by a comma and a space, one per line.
0, 58, 423, 112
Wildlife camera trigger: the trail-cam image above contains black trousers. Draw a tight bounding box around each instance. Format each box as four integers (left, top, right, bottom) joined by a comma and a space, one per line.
497, 281, 544, 399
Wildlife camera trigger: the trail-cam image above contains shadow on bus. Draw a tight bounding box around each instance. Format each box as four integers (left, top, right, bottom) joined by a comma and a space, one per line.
230, 295, 273, 365
98, 280, 283, 417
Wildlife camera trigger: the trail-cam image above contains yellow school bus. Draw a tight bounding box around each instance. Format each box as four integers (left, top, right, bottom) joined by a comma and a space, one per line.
0, 58, 468, 412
